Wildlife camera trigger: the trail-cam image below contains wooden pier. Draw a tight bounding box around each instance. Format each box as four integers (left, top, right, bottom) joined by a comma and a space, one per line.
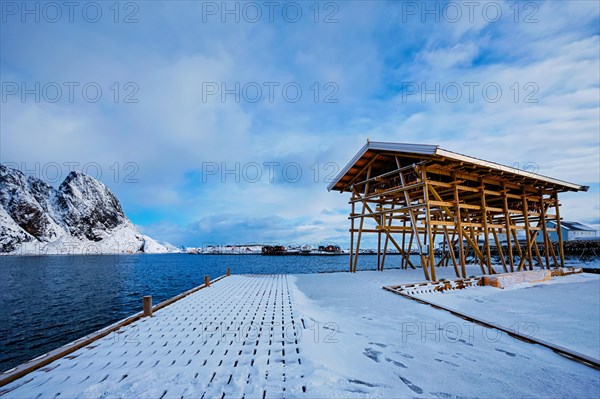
0, 274, 306, 398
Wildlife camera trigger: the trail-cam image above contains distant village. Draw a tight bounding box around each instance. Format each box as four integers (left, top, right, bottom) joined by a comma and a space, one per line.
185, 220, 598, 258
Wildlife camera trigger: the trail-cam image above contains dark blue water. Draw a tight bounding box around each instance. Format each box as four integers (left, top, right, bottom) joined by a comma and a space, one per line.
0, 253, 405, 372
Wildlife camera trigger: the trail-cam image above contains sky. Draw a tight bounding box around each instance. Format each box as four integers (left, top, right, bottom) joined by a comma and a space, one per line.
1, 0, 599, 248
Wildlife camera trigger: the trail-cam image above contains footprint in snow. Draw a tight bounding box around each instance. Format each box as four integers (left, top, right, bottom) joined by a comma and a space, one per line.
369, 342, 387, 348
495, 348, 516, 357
385, 357, 407, 368
434, 358, 459, 367
348, 379, 378, 388
362, 347, 381, 362
430, 391, 470, 398
398, 375, 423, 394
395, 351, 414, 359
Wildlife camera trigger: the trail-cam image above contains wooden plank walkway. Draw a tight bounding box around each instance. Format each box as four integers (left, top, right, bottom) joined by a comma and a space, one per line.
1, 275, 307, 398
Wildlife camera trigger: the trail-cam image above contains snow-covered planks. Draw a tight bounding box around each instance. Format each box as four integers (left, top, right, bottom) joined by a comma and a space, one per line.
1, 275, 307, 398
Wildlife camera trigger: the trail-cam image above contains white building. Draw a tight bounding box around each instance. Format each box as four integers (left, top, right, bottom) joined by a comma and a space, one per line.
538, 220, 597, 242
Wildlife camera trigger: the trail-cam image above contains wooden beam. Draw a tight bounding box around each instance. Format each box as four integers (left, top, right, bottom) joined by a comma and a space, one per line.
538, 191, 551, 269
397, 157, 430, 280
553, 192, 566, 268
521, 191, 534, 270
352, 167, 372, 273
349, 191, 355, 272
422, 167, 437, 281
479, 179, 495, 274
502, 185, 514, 272
454, 175, 467, 278
428, 181, 487, 269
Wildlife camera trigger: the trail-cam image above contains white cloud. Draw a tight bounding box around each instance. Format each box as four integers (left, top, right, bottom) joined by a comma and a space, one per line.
2, 0, 598, 246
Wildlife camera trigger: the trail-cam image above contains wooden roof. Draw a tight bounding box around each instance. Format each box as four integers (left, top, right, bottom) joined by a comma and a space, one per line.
328, 141, 588, 193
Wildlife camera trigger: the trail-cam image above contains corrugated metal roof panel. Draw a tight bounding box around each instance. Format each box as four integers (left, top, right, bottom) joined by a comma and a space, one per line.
435, 148, 585, 191
328, 141, 588, 193
327, 141, 437, 191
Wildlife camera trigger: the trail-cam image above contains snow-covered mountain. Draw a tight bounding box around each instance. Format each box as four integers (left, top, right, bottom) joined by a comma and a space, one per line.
0, 164, 175, 255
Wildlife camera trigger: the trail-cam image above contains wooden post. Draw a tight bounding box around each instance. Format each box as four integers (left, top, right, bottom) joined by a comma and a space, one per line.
377, 226, 382, 271
226, 268, 231, 276
143, 296, 153, 317
349, 191, 355, 272
422, 168, 436, 281
492, 228, 508, 273
553, 192, 565, 268
443, 225, 460, 277
353, 167, 372, 273
381, 205, 394, 271
397, 160, 430, 281
407, 230, 414, 270
521, 192, 534, 270
479, 179, 494, 274
205, 275, 210, 287
453, 176, 466, 278
401, 217, 406, 269
502, 185, 514, 272
538, 191, 551, 269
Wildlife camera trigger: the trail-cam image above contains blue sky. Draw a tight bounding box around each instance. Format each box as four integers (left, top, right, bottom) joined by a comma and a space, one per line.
1, 0, 599, 248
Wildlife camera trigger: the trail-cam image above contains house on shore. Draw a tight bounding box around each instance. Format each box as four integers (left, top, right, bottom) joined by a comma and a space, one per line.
537, 221, 597, 242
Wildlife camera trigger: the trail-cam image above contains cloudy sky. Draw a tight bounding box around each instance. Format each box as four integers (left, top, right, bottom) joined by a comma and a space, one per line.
1, 0, 599, 248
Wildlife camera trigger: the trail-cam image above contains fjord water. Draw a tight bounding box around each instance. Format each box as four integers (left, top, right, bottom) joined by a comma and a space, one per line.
0, 253, 406, 372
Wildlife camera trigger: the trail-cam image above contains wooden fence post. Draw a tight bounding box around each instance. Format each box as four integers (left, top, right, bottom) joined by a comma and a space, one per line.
143, 296, 153, 317
205, 275, 210, 287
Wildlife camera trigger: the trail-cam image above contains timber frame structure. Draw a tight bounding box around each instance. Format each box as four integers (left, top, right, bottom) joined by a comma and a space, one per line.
328, 141, 589, 281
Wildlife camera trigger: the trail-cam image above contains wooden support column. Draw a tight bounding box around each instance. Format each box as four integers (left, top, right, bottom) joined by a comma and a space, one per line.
443, 226, 460, 277
353, 199, 416, 269
421, 167, 437, 281
381, 204, 395, 271
553, 192, 565, 268
453, 176, 467, 278
377, 225, 382, 271
397, 158, 430, 280
407, 230, 414, 270
521, 192, 534, 270
401, 217, 406, 269
492, 228, 508, 273
512, 228, 523, 261
479, 179, 494, 274
349, 191, 355, 272
353, 167, 372, 273
538, 191, 551, 269
502, 185, 515, 272
428, 180, 486, 272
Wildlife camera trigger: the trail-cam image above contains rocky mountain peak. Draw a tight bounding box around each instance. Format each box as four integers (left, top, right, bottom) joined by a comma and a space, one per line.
0, 164, 171, 254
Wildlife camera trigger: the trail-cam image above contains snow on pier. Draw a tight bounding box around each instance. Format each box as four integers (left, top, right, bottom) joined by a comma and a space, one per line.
1, 275, 306, 398
2, 268, 600, 398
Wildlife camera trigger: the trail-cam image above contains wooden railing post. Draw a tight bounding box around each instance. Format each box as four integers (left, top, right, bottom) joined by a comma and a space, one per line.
205, 275, 210, 287
143, 296, 153, 317
226, 268, 231, 276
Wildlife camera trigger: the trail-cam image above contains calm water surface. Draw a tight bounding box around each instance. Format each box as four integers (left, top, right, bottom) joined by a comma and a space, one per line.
0, 253, 407, 372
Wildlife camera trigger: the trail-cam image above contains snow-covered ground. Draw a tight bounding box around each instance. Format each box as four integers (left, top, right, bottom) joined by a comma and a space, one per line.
2, 268, 599, 398
416, 272, 600, 360
292, 268, 600, 398
566, 258, 600, 269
